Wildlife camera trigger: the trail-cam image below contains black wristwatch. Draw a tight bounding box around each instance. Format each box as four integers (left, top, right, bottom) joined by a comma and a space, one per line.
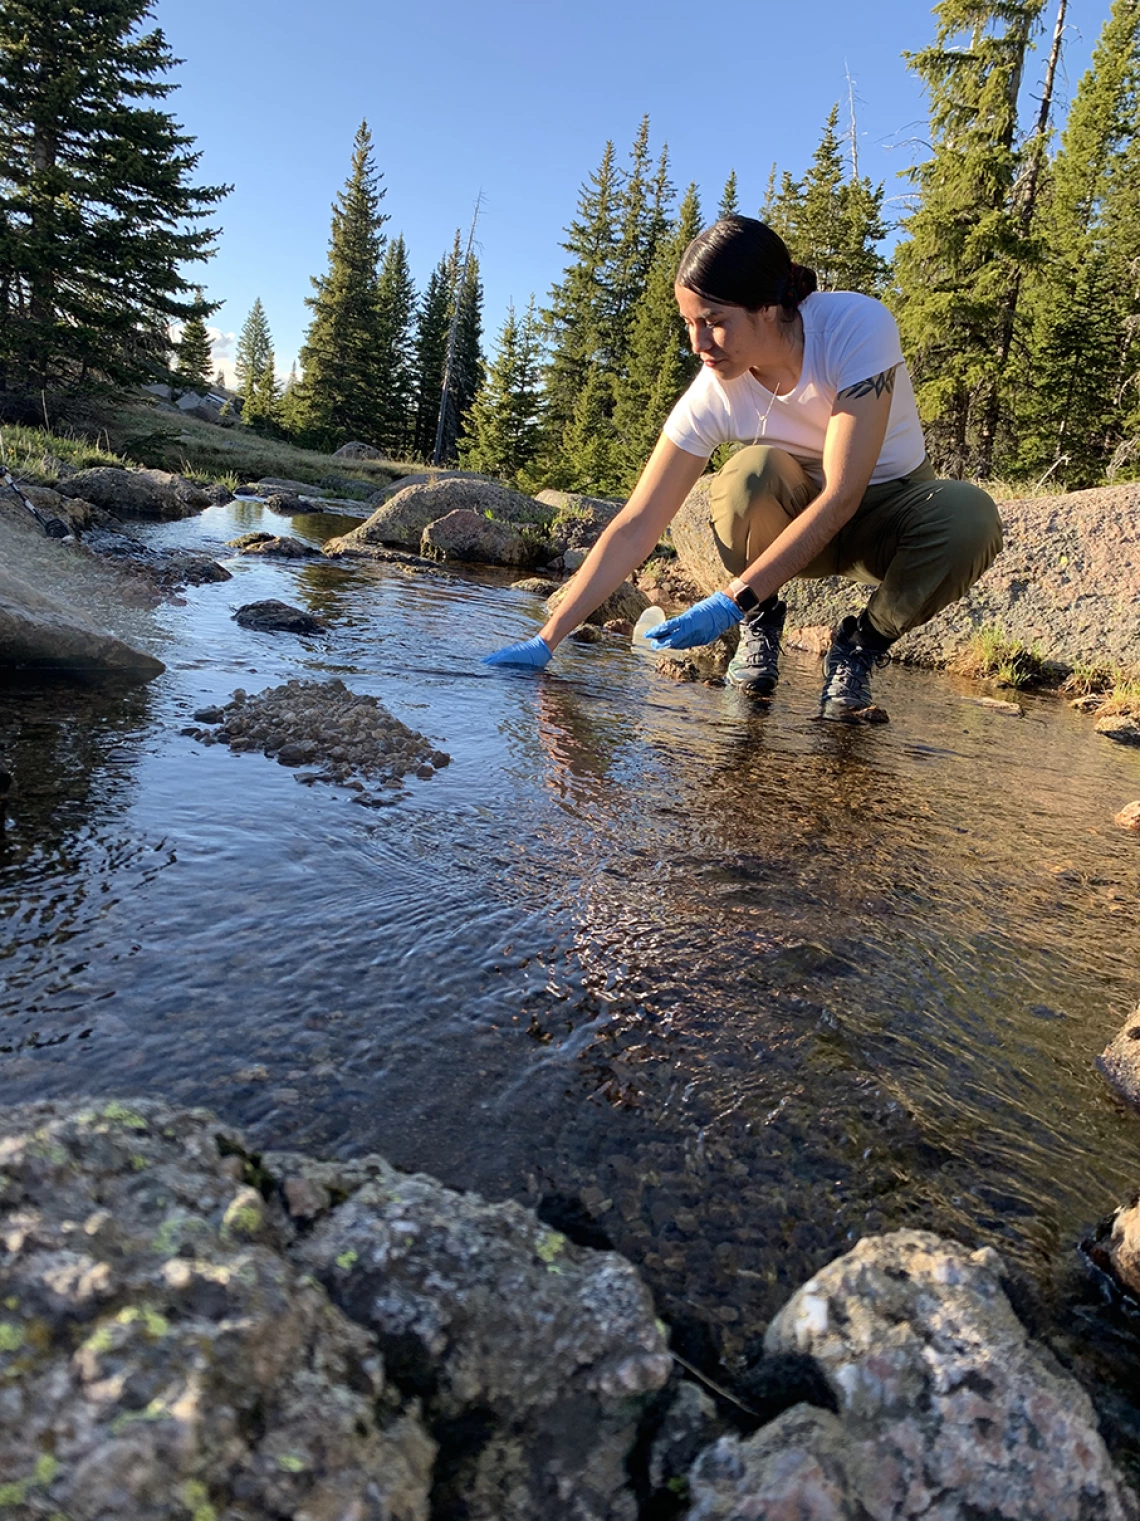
728, 579, 760, 614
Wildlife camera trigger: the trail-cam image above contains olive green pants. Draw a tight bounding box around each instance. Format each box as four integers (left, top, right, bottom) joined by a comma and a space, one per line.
709, 446, 1003, 641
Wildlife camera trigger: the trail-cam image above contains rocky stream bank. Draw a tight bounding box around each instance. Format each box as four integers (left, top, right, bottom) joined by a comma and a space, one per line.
4, 1098, 1140, 1521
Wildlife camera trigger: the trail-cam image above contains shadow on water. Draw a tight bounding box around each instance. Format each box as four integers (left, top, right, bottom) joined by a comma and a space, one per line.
5, 495, 1140, 1459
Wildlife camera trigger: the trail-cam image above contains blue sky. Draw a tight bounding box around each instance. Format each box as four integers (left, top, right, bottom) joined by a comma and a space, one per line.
152, 0, 1102, 384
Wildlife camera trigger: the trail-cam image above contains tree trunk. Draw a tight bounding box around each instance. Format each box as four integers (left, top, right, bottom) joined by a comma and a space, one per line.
977, 0, 1067, 475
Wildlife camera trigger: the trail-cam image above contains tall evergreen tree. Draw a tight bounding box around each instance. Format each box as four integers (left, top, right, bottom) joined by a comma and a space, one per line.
542, 140, 621, 445
718, 170, 739, 219
175, 299, 213, 392
374, 233, 417, 457
294, 120, 388, 447
610, 118, 672, 371
0, 0, 228, 394
460, 297, 543, 484
558, 363, 621, 493
891, 0, 1049, 475
234, 298, 272, 396
767, 107, 888, 293
411, 257, 451, 460
613, 182, 703, 487
1014, 0, 1140, 484
243, 349, 279, 431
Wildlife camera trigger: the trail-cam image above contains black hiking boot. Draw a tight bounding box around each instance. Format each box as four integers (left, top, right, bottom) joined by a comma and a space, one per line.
727, 597, 786, 697
819, 615, 892, 722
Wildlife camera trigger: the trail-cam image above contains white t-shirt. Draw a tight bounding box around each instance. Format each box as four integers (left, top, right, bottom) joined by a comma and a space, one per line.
662, 291, 927, 485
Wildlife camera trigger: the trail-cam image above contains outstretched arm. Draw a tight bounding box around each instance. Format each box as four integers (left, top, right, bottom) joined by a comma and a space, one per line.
483, 435, 707, 666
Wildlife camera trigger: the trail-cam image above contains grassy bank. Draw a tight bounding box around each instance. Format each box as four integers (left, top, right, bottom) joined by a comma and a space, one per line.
0, 398, 421, 494
953, 625, 1140, 715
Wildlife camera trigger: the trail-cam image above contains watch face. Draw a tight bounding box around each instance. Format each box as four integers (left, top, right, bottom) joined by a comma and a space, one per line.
734, 584, 759, 613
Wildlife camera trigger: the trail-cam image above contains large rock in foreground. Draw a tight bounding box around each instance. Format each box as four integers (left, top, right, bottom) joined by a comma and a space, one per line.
328, 478, 554, 554
0, 564, 164, 679
764, 1229, 1136, 1521
57, 467, 211, 520
0, 1101, 671, 1521
0, 1101, 435, 1521
672, 475, 1140, 672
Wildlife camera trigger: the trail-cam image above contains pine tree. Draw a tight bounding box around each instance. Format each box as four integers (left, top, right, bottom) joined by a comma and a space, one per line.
558, 363, 621, 493
719, 170, 739, 219
542, 141, 621, 446
278, 361, 302, 437
610, 118, 671, 371
459, 298, 543, 484
411, 257, 451, 460
374, 233, 417, 457
0, 0, 228, 394
1014, 0, 1140, 484
215, 367, 225, 389
767, 108, 888, 293
294, 120, 388, 447
243, 349, 280, 431
176, 299, 213, 392
235, 298, 272, 396
613, 182, 703, 487
891, 0, 1049, 475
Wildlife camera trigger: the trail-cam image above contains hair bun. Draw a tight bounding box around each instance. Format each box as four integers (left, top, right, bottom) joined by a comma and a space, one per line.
785, 262, 819, 305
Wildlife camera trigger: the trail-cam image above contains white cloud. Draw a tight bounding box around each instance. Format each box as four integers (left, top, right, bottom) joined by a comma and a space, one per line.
208, 328, 237, 387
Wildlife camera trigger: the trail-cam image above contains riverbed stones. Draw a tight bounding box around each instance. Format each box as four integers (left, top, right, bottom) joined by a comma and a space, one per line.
0, 563, 165, 680
763, 1229, 1137, 1521
57, 466, 211, 520
1097, 1004, 1140, 1106
291, 1156, 671, 1521
187, 677, 448, 796
421, 508, 531, 566
233, 599, 326, 634
512, 575, 561, 597
329, 478, 554, 554
1097, 714, 1140, 745
0, 1100, 436, 1521
228, 532, 318, 559
1116, 801, 1140, 830
1100, 1197, 1140, 1300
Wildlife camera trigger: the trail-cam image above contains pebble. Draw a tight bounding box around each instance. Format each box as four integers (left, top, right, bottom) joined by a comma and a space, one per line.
973, 697, 1024, 716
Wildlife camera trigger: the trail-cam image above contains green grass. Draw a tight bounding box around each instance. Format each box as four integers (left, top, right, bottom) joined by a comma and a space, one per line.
0, 398, 424, 494
953, 627, 1048, 689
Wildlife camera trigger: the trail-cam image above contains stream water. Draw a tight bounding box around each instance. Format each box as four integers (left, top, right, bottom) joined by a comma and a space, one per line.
4, 498, 1140, 1442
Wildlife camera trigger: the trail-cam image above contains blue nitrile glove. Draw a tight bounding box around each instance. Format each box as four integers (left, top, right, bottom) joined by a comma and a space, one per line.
483, 634, 553, 669
645, 591, 743, 651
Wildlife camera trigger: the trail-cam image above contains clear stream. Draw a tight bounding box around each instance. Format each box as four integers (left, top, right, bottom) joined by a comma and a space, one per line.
4, 498, 1140, 1431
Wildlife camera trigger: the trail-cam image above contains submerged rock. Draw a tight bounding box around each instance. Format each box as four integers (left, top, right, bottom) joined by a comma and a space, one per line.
1116, 801, 1140, 831
233, 599, 326, 634
188, 677, 449, 797
1097, 1003, 1140, 1106
232, 534, 319, 559
0, 564, 165, 680
512, 576, 561, 597
763, 1229, 1137, 1521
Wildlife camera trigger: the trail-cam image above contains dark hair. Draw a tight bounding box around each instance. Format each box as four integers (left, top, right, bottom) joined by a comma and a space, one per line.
676, 216, 818, 314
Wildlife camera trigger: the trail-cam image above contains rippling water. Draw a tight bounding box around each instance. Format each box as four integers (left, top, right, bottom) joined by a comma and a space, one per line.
4, 498, 1140, 1401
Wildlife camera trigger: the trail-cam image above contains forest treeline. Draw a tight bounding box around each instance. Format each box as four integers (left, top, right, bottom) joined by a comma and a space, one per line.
1, 0, 1137, 493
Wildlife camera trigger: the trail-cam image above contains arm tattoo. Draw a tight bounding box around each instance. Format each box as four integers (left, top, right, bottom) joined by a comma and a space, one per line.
837, 367, 897, 401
